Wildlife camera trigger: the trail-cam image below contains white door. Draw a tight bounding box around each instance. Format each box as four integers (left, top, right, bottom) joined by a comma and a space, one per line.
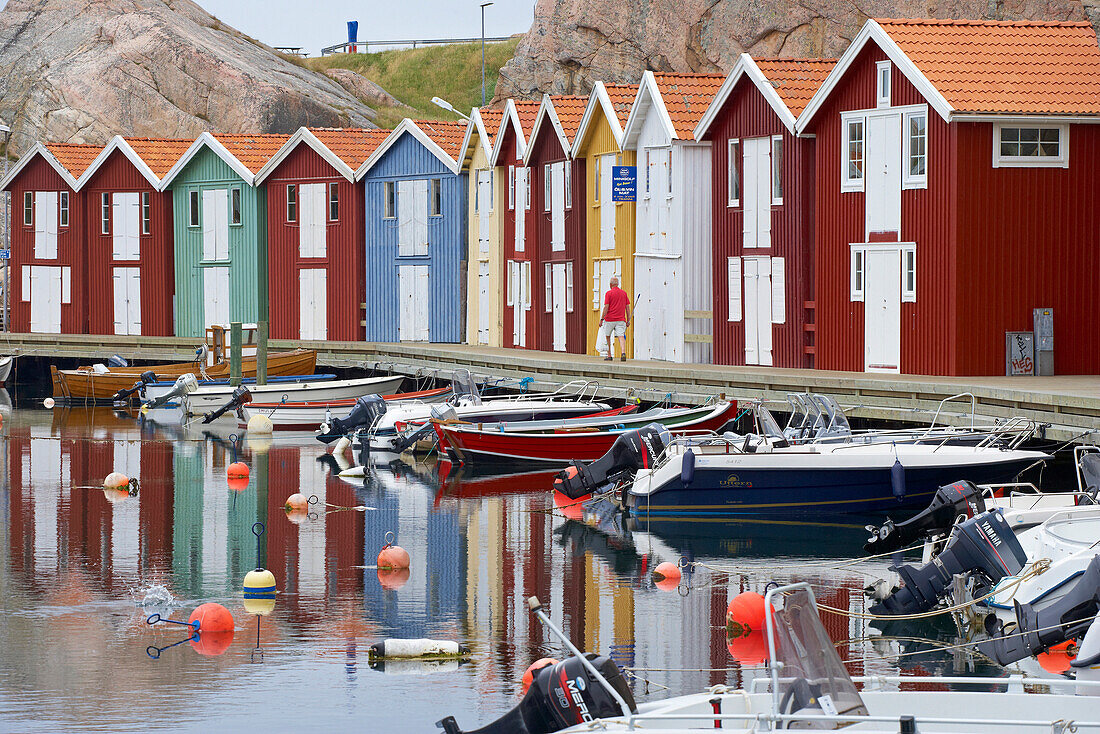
202, 189, 230, 261
399, 264, 430, 341
112, 267, 142, 335
514, 168, 526, 252
634, 257, 665, 361
864, 248, 901, 372
866, 113, 902, 238
203, 266, 230, 328
742, 138, 772, 249
478, 171, 492, 255
398, 180, 429, 256
28, 266, 63, 333
299, 268, 327, 340
550, 163, 565, 251
299, 183, 327, 258
743, 256, 773, 366
599, 154, 615, 250
34, 192, 58, 260
112, 193, 140, 260
551, 262, 566, 351
645, 152, 661, 252
477, 260, 491, 344
510, 261, 528, 347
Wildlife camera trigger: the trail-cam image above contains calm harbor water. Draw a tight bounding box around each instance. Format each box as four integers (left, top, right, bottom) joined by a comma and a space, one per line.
0, 400, 1009, 732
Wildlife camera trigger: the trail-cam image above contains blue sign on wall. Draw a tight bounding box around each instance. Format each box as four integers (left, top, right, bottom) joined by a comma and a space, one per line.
612, 166, 637, 202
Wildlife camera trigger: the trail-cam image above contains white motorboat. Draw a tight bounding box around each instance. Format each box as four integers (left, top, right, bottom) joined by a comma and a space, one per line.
437, 583, 1100, 734
182, 374, 406, 415
238, 386, 452, 430
0, 355, 12, 386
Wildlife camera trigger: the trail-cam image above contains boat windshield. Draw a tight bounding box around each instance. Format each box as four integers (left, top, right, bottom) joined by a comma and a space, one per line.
756, 404, 787, 443
812, 395, 852, 439
451, 370, 482, 406
784, 395, 811, 439
768, 585, 868, 728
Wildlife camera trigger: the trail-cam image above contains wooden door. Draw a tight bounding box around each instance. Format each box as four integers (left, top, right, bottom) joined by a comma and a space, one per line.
551, 262, 566, 351
202, 189, 230, 261
864, 248, 901, 372
399, 264, 429, 341
112, 193, 141, 260
112, 266, 141, 335
743, 256, 772, 366
203, 267, 230, 328
299, 268, 327, 340
477, 260, 491, 345
866, 113, 902, 238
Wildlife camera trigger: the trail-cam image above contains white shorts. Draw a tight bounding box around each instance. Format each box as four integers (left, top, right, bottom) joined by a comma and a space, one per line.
605, 321, 627, 337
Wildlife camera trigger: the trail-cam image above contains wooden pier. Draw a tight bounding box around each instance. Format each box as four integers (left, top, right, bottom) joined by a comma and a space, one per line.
5, 333, 1098, 442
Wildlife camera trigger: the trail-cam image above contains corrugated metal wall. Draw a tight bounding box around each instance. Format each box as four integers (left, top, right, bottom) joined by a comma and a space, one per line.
363, 132, 467, 343
708, 78, 814, 368
169, 146, 266, 338
464, 137, 504, 347
6, 156, 87, 333
577, 113, 636, 357
83, 150, 175, 336
500, 125, 536, 349
264, 144, 365, 342
528, 129, 587, 353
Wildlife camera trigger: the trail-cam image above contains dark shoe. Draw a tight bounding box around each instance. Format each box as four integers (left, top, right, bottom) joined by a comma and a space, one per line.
603, 356, 613, 361
620, 354, 626, 362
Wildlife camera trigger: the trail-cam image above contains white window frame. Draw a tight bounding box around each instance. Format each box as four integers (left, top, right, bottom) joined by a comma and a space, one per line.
231, 187, 242, 225
101, 193, 110, 235
543, 164, 551, 212
506, 262, 514, 307
23, 192, 33, 226
727, 139, 740, 207
564, 163, 572, 209
544, 262, 552, 313
841, 112, 866, 192
508, 165, 515, 210
430, 178, 442, 217
593, 156, 600, 204
59, 191, 69, 228
903, 108, 929, 189
770, 135, 784, 205
565, 261, 574, 312
901, 245, 917, 303
383, 181, 395, 219
141, 191, 151, 235
328, 181, 339, 221
488, 170, 494, 213
286, 184, 297, 223
992, 122, 1069, 169
665, 148, 673, 198
644, 150, 651, 198
876, 61, 891, 108
726, 257, 741, 322
524, 168, 531, 211
850, 245, 865, 302
188, 190, 200, 228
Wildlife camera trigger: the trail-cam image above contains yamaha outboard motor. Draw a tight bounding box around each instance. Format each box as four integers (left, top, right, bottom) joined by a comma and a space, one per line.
107, 354, 129, 369
870, 509, 1027, 616
113, 371, 158, 402
316, 394, 387, 444
553, 423, 671, 499
143, 373, 199, 410
202, 386, 252, 424
436, 653, 635, 734
864, 480, 987, 554
979, 555, 1100, 665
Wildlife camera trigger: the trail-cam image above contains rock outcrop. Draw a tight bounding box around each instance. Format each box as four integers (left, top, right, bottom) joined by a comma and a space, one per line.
0, 0, 382, 156
496, 0, 1094, 99
324, 69, 412, 111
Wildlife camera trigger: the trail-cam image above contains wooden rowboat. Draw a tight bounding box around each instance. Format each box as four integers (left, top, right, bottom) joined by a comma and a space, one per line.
51, 348, 317, 403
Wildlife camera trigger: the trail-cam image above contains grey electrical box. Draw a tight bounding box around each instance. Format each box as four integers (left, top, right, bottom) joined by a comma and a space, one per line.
1006, 332, 1035, 376
1033, 308, 1053, 376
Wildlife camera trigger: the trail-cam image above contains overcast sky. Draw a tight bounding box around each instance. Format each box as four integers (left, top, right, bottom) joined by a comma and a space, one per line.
0, 0, 536, 56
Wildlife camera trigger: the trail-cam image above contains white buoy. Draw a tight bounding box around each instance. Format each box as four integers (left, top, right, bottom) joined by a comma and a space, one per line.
43, 397, 55, 409
334, 436, 351, 454
247, 413, 273, 435
368, 638, 470, 659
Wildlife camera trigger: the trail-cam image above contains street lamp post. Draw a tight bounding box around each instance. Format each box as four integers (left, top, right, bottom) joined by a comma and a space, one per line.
480, 2, 494, 106
431, 97, 471, 122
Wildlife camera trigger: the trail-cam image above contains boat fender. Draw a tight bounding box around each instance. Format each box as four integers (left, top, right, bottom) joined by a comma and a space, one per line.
891, 457, 906, 501
369, 638, 470, 660
680, 449, 696, 487
1072, 608, 1100, 694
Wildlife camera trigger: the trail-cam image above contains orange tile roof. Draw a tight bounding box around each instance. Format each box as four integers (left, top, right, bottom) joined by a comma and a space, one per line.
414, 119, 469, 161
513, 101, 541, 140
753, 59, 836, 117
124, 138, 193, 179
213, 133, 291, 174
549, 95, 588, 145
309, 128, 391, 170
875, 19, 1100, 114
478, 109, 504, 148
44, 143, 103, 179
651, 73, 727, 138
603, 83, 639, 127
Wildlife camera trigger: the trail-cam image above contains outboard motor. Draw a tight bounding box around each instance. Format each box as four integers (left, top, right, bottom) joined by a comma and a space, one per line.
107, 354, 129, 369
316, 394, 387, 444
113, 371, 158, 402
436, 653, 635, 734
979, 555, 1100, 665
391, 405, 456, 454
202, 386, 252, 424
864, 480, 987, 554
870, 509, 1028, 616
553, 424, 671, 499
143, 373, 199, 410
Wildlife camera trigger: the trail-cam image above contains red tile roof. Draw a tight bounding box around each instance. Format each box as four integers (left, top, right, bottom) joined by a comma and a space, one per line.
549, 95, 588, 145
44, 143, 103, 179
213, 133, 291, 174
513, 101, 541, 140
478, 108, 504, 148
753, 59, 836, 117
650, 73, 727, 138
876, 19, 1100, 114
603, 83, 639, 127
308, 128, 391, 170
124, 138, 193, 179
414, 119, 469, 161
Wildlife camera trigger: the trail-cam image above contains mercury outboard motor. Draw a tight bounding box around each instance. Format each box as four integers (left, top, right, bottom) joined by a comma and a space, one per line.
113, 371, 158, 402
979, 555, 1100, 665
870, 509, 1027, 616
316, 394, 387, 444
143, 373, 199, 410
864, 480, 987, 554
553, 423, 671, 499
202, 386, 252, 424
436, 653, 635, 734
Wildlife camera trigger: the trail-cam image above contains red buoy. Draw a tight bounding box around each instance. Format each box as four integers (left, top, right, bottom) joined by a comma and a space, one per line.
521, 658, 559, 695
652, 562, 682, 591
191, 630, 234, 657
188, 603, 234, 633
227, 475, 249, 492
284, 493, 308, 511
727, 592, 769, 637
377, 544, 411, 570
227, 462, 249, 479
377, 567, 411, 591
726, 631, 769, 666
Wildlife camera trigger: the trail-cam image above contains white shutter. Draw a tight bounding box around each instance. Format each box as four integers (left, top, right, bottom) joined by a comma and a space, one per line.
21, 266, 30, 302
508, 165, 515, 209
415, 265, 430, 341
742, 141, 757, 249
127, 268, 142, 334
757, 260, 773, 366
204, 267, 230, 327
592, 269, 601, 310
522, 261, 531, 309
113, 269, 125, 333
202, 190, 217, 261
112, 196, 125, 259
398, 266, 412, 340
397, 180, 415, 256
757, 140, 772, 248
600, 154, 615, 250
215, 189, 230, 261
33, 193, 47, 259
29, 268, 42, 332
47, 267, 62, 333
127, 194, 141, 260
550, 163, 565, 251
727, 257, 741, 322
514, 168, 526, 252
544, 263, 552, 313
61, 267, 71, 305
299, 270, 312, 338
565, 261, 574, 313
313, 183, 328, 258
506, 261, 515, 307
771, 257, 786, 324
478, 171, 491, 254
413, 180, 429, 256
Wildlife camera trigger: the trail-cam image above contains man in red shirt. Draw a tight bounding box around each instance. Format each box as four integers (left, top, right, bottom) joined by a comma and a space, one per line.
600, 276, 631, 361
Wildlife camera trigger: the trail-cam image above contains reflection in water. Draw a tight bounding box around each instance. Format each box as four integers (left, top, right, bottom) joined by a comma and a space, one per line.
0, 406, 1004, 731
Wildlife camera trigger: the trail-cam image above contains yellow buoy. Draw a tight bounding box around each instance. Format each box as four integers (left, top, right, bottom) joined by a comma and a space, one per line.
243, 596, 276, 616
243, 568, 277, 598
247, 413, 273, 435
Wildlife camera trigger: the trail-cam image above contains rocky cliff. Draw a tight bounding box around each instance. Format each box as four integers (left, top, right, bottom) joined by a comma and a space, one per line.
0, 0, 383, 156
496, 0, 1098, 98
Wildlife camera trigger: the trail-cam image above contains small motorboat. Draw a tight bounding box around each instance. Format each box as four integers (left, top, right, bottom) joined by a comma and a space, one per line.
142, 372, 337, 406
0, 355, 12, 387
435, 401, 736, 465
237, 386, 453, 430
182, 373, 406, 414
